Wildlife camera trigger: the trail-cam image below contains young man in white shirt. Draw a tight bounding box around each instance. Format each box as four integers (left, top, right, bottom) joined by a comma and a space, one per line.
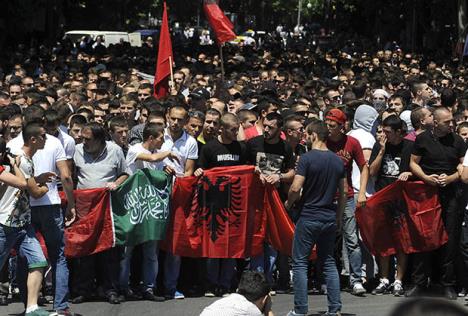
160, 105, 198, 299
119, 123, 178, 302
0, 123, 54, 316
7, 105, 76, 316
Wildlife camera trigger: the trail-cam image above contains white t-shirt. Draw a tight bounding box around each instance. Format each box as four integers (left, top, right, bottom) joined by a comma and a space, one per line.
200, 293, 262, 316
56, 129, 76, 160
160, 129, 198, 177
126, 143, 164, 175
7, 133, 67, 206
347, 128, 376, 196
0, 152, 34, 227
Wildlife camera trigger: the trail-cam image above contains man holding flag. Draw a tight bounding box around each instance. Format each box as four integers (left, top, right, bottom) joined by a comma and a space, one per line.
408, 107, 466, 299
72, 123, 129, 304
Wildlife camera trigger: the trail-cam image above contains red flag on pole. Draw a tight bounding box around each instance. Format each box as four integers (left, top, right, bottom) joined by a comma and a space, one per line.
153, 2, 173, 99
203, 0, 236, 44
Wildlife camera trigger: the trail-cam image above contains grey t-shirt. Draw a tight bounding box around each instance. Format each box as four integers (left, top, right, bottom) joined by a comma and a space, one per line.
74, 141, 129, 189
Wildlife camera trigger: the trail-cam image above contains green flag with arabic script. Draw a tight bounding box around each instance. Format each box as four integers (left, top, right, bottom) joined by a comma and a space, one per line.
111, 168, 172, 246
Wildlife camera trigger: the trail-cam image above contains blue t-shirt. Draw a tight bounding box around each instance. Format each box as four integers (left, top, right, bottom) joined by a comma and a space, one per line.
296, 149, 345, 222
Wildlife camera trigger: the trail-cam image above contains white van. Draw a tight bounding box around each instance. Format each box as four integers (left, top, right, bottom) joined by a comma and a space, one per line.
64, 30, 142, 47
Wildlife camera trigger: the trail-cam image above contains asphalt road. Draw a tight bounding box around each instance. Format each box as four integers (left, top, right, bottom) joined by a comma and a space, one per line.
4, 292, 468, 316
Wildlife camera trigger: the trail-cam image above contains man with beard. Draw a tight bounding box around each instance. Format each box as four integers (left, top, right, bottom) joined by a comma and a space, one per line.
247, 112, 295, 287
195, 113, 248, 297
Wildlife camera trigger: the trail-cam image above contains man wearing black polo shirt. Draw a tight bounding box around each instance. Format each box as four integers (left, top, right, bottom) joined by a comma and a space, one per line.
195, 113, 248, 297
408, 107, 467, 299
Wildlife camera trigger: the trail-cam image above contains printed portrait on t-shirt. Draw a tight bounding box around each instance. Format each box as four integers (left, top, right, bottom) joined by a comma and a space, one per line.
256, 152, 284, 175
382, 155, 401, 177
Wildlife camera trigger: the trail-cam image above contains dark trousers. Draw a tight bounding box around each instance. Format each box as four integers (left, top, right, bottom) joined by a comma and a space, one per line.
72, 247, 122, 296
411, 185, 464, 287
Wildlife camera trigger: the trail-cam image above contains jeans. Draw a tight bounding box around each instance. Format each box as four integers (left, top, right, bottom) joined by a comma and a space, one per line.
250, 244, 277, 284
0, 224, 48, 271
164, 252, 181, 293
206, 258, 236, 290
120, 241, 159, 292
31, 205, 69, 310
341, 197, 362, 285
292, 218, 341, 315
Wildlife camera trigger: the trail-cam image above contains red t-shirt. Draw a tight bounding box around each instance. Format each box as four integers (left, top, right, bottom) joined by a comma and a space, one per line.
327, 135, 366, 198
244, 126, 261, 141
244, 125, 286, 141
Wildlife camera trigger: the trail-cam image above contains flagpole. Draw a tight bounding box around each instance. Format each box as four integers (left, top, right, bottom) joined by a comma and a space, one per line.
169, 55, 174, 90
219, 44, 225, 82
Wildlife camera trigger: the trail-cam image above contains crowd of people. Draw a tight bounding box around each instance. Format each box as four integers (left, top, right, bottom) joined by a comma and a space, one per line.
0, 27, 467, 316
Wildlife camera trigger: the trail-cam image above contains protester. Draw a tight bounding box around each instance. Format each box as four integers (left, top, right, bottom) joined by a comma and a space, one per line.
72, 122, 129, 304
0, 128, 50, 316
285, 120, 346, 316
325, 108, 369, 296
368, 116, 413, 296
200, 271, 274, 316
195, 113, 248, 297
408, 107, 467, 299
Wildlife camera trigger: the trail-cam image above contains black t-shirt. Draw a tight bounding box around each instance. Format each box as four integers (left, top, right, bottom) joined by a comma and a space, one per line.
296, 149, 345, 222
247, 135, 295, 174
412, 131, 466, 175
198, 138, 248, 169
370, 139, 413, 191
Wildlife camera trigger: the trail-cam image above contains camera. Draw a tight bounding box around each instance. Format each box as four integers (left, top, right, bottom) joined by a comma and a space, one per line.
2, 148, 16, 167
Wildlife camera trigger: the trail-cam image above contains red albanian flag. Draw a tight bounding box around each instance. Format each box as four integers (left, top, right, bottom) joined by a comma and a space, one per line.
203, 0, 236, 44
153, 2, 173, 99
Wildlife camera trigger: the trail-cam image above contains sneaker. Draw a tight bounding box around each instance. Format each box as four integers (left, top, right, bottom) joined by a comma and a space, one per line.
50, 309, 80, 316
405, 285, 425, 297
118, 288, 142, 302
352, 282, 366, 296
286, 310, 306, 316
371, 279, 389, 295
269, 290, 276, 296
142, 290, 165, 302
204, 288, 216, 297
392, 281, 405, 297
216, 287, 230, 298
458, 288, 466, 297
26, 308, 51, 316
165, 289, 185, 300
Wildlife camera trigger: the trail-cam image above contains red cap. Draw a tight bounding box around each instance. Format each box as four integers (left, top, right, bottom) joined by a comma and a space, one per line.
325, 108, 347, 125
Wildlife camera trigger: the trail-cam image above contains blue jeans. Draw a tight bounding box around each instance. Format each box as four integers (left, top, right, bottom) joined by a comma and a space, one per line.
31, 205, 69, 310
206, 258, 236, 290
292, 218, 341, 315
341, 197, 362, 285
0, 224, 48, 270
0, 224, 48, 307
164, 252, 181, 293
250, 243, 277, 284
120, 241, 159, 292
